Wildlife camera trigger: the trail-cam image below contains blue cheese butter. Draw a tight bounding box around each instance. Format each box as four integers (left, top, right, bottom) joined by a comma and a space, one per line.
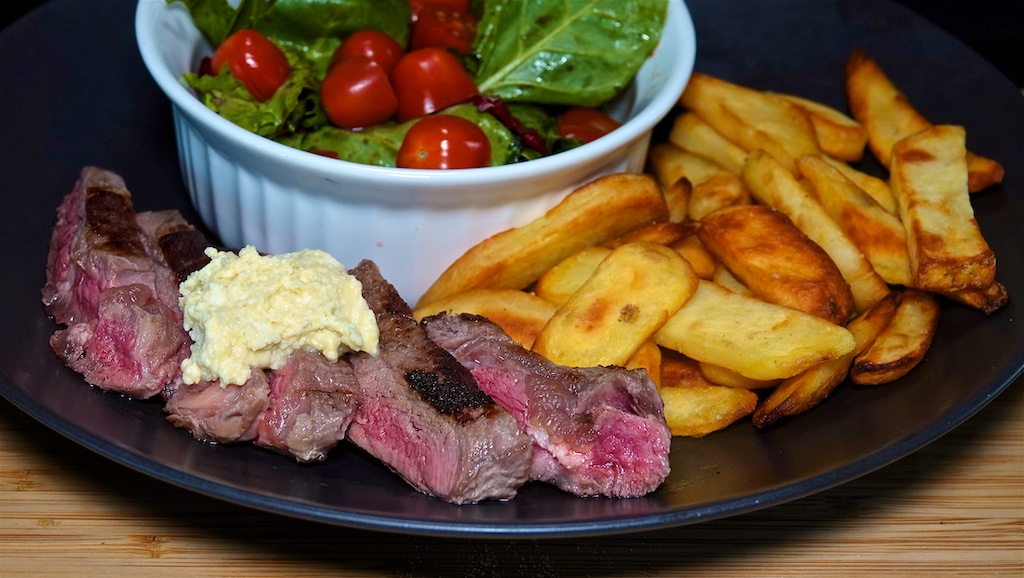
179, 246, 379, 386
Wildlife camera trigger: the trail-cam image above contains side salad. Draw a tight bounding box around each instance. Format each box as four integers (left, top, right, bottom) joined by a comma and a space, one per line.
173, 0, 667, 169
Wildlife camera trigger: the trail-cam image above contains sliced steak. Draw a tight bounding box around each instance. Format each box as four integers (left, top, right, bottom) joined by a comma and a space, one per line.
347, 261, 533, 504
42, 167, 180, 325
42, 168, 200, 398
422, 312, 672, 498
164, 369, 272, 443
135, 209, 212, 288
49, 283, 189, 399
254, 350, 361, 462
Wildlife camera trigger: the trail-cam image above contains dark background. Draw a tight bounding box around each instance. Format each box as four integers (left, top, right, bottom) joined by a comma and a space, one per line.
3, 0, 1022, 87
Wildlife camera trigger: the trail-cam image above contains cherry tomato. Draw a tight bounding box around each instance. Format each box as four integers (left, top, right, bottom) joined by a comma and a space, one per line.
330, 30, 405, 76
211, 29, 291, 102
557, 106, 622, 143
391, 47, 480, 122
397, 115, 491, 169
320, 55, 398, 129
409, 6, 478, 55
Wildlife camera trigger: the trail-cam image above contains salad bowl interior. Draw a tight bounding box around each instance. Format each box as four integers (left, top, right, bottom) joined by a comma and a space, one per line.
135, 0, 696, 302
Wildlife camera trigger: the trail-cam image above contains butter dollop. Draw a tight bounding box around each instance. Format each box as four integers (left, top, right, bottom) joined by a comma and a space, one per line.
178, 246, 379, 386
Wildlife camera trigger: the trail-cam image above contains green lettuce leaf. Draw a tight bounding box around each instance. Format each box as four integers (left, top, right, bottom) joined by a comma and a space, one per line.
182, 46, 323, 138
471, 0, 666, 106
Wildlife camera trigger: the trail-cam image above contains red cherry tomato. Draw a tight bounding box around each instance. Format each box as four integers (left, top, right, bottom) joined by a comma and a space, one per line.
330, 30, 405, 76
397, 115, 491, 169
409, 6, 478, 55
391, 47, 480, 122
320, 55, 398, 129
557, 106, 622, 143
211, 29, 291, 102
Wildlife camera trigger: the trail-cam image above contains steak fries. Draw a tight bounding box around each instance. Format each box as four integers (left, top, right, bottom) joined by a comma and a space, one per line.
422, 48, 1008, 434
889, 125, 996, 292
416, 173, 667, 308
844, 48, 1005, 193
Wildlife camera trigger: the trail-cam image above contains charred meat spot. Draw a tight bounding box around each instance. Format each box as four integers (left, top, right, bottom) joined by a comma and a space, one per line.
158, 229, 212, 284
85, 187, 146, 256
405, 369, 494, 415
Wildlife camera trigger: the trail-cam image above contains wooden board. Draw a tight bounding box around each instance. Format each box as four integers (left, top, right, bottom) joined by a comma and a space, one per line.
2, 378, 1021, 577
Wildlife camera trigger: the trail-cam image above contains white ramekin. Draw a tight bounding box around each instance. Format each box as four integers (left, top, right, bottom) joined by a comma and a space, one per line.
136, 0, 696, 302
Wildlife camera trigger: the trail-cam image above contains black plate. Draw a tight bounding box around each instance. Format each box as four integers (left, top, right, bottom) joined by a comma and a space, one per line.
1, 0, 1021, 538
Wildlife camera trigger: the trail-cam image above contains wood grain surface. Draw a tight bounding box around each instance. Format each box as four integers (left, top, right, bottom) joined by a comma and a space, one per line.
2, 377, 1021, 577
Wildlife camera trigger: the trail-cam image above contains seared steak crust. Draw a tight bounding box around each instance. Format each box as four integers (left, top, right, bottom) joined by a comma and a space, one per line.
347, 261, 533, 504
43, 167, 176, 326
135, 209, 212, 286
423, 312, 672, 498
42, 168, 191, 398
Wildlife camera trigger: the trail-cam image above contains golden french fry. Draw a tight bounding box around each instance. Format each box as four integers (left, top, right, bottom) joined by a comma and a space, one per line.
753, 290, 902, 429
670, 235, 716, 280
655, 280, 856, 381
964, 152, 1007, 194
413, 289, 557, 349
533, 242, 699, 368
697, 204, 855, 324
776, 93, 868, 162
604, 220, 697, 249
687, 171, 750, 220
663, 177, 692, 222
743, 150, 890, 313
660, 349, 717, 388
626, 340, 663, 388
646, 139, 750, 223
711, 262, 750, 294
699, 362, 778, 390
844, 48, 1003, 192
940, 281, 1009, 315
679, 72, 821, 174
417, 173, 668, 308
667, 111, 748, 175
797, 154, 913, 286
532, 246, 611, 306
844, 48, 931, 167
647, 142, 723, 190
660, 384, 758, 438
850, 289, 940, 385
890, 125, 996, 292
819, 155, 897, 214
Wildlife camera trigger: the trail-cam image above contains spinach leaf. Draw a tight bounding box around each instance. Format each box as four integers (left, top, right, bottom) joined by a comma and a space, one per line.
167, 0, 276, 46
471, 0, 666, 106
169, 0, 411, 74
251, 0, 411, 74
